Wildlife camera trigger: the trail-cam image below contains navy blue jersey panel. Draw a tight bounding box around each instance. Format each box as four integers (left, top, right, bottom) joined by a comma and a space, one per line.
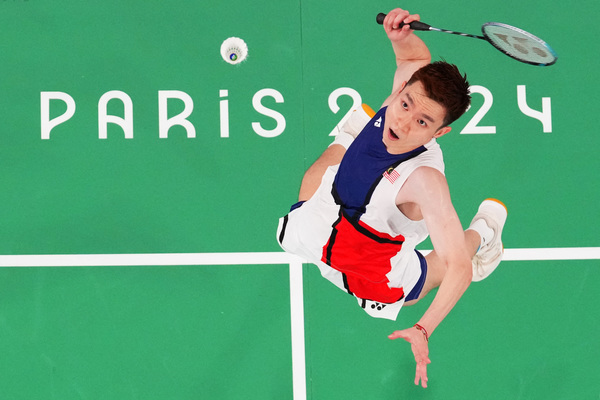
332, 107, 426, 220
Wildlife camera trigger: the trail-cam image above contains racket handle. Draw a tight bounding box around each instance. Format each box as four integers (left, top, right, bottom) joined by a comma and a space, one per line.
376, 13, 432, 31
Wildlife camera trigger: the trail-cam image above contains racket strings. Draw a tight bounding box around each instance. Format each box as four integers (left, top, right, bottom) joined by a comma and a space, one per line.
482, 23, 557, 65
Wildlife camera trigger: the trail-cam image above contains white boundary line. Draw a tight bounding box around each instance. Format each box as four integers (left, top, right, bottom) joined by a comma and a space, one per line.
0, 248, 598, 268
503, 247, 600, 260
0, 248, 598, 400
288, 258, 307, 400
0, 252, 296, 267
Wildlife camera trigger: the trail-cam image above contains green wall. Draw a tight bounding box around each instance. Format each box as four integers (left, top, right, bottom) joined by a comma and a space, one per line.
0, 0, 598, 399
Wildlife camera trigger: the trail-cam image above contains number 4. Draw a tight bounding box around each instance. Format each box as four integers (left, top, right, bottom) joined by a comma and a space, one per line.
517, 85, 552, 133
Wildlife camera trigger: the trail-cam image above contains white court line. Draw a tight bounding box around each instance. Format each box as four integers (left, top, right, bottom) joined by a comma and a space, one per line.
503, 247, 600, 260
288, 258, 307, 400
0, 248, 598, 267
0, 248, 597, 400
0, 252, 295, 267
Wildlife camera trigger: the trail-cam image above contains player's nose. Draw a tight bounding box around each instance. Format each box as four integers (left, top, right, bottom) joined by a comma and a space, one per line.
396, 115, 410, 133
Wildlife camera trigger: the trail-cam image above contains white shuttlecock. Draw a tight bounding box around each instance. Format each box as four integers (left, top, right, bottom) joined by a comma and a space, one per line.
220, 37, 248, 65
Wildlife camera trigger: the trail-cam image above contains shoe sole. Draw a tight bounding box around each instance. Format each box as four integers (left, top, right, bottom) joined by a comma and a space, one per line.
480, 198, 507, 225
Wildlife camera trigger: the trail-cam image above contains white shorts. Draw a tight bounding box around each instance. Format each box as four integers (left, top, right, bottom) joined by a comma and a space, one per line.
277, 199, 427, 321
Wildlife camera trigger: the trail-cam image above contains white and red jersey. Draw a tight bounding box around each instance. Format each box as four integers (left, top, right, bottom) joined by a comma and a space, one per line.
278, 107, 445, 319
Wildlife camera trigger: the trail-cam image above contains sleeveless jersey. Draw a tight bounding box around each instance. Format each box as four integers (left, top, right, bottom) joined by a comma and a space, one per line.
278, 106, 445, 305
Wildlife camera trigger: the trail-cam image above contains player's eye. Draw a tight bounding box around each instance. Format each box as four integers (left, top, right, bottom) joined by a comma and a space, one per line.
402, 101, 408, 109
418, 119, 427, 127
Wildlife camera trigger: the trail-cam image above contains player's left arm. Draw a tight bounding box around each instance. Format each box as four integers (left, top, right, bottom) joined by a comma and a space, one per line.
390, 167, 472, 387
412, 168, 473, 333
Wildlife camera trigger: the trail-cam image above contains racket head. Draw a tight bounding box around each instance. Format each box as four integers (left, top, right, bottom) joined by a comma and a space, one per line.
482, 22, 558, 66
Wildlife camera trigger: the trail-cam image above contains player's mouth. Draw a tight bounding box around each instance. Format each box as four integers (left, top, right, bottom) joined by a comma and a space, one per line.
388, 128, 399, 141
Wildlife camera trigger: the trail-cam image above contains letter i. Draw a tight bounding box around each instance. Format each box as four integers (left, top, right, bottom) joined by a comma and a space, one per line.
220, 90, 229, 138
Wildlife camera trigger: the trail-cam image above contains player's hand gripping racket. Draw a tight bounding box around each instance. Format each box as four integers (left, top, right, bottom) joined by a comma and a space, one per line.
376, 13, 557, 66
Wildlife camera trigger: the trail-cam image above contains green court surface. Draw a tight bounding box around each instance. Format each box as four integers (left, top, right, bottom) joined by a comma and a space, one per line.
0, 0, 598, 399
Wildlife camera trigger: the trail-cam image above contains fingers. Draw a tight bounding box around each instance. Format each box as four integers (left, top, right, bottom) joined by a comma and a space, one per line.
388, 330, 408, 340
384, 8, 421, 31
389, 328, 431, 388
416, 368, 428, 388
385, 9, 409, 31
415, 357, 430, 388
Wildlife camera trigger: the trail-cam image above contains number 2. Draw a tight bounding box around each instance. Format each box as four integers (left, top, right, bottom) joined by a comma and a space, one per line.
328, 88, 362, 137
460, 85, 496, 134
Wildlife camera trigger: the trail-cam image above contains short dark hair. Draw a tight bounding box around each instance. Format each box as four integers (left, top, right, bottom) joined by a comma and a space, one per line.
407, 61, 471, 127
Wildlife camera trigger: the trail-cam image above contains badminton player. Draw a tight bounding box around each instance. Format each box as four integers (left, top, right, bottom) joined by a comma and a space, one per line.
277, 7, 507, 388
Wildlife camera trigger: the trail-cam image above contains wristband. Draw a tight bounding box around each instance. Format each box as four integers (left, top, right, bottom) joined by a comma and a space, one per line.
414, 324, 429, 342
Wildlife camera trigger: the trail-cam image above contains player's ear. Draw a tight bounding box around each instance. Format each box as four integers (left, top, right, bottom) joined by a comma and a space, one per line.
399, 81, 407, 92
433, 126, 451, 138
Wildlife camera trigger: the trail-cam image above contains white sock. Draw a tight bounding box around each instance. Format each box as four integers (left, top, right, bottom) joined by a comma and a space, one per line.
468, 219, 494, 251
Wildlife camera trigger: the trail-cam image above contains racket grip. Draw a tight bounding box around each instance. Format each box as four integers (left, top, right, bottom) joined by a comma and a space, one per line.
376, 13, 432, 31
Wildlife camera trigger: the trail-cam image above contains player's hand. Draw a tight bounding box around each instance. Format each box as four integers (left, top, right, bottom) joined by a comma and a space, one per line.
383, 8, 421, 43
389, 326, 431, 388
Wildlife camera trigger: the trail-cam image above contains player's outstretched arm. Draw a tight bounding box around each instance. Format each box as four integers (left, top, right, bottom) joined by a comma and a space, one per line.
391, 167, 473, 387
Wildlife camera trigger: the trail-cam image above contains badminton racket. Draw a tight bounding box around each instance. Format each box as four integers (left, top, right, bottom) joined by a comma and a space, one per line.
376, 13, 557, 66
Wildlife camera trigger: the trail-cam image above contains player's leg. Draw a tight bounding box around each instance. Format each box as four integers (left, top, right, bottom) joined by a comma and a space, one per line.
405, 229, 480, 305
298, 144, 345, 202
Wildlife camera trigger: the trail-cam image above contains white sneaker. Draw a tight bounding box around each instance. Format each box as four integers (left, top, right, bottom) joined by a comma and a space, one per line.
340, 104, 376, 138
330, 104, 376, 149
469, 199, 508, 282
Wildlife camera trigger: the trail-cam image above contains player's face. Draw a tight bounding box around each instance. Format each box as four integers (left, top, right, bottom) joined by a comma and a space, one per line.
383, 81, 451, 154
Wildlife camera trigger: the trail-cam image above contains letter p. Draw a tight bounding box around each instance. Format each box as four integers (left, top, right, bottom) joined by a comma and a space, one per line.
41, 92, 76, 140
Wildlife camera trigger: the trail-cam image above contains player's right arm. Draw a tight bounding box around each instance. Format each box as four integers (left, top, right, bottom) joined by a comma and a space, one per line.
382, 8, 431, 107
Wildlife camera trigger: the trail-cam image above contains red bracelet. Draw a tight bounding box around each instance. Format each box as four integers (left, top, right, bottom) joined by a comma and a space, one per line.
414, 324, 429, 342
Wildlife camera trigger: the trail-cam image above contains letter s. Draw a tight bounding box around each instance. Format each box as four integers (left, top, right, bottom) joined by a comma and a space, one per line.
252, 89, 286, 138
